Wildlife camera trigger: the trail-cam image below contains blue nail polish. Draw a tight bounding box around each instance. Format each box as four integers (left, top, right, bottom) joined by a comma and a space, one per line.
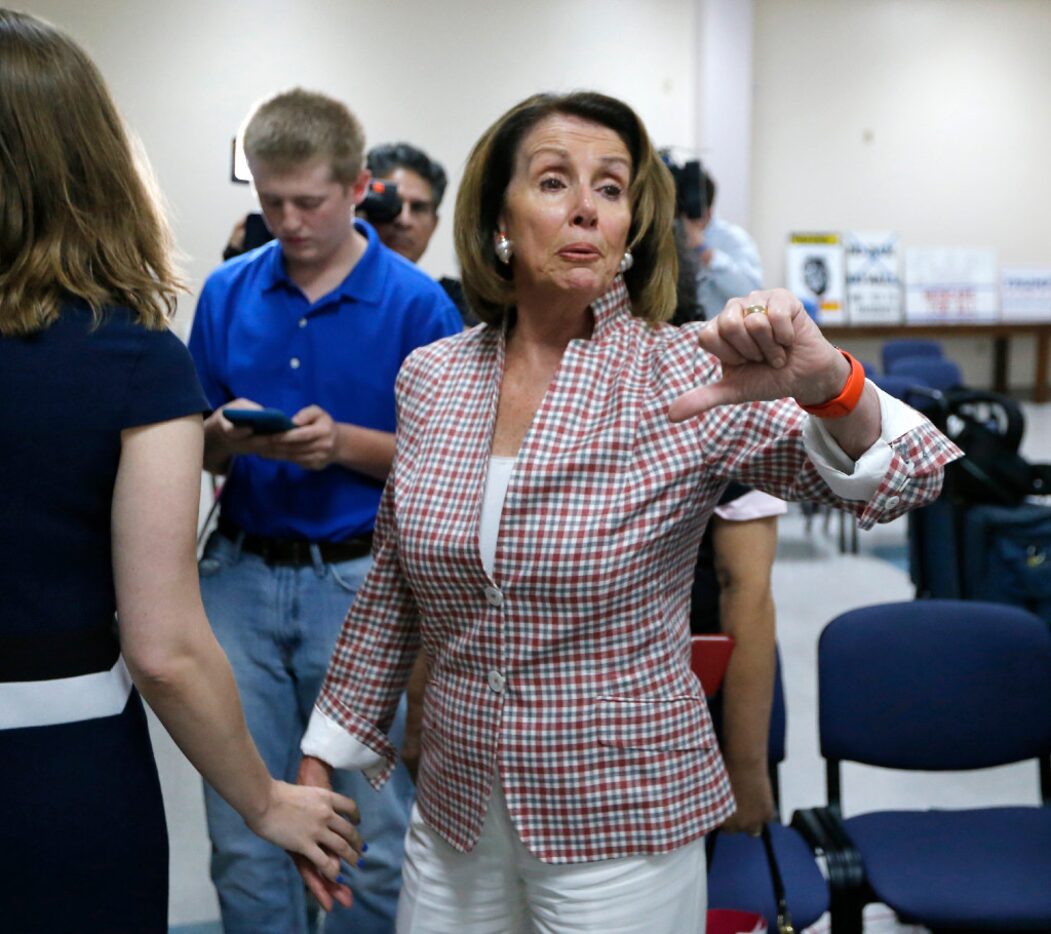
357, 858, 365, 868
336, 874, 346, 885
361, 842, 369, 853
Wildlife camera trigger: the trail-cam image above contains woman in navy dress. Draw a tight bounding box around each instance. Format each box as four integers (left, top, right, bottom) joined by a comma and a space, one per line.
0, 10, 363, 932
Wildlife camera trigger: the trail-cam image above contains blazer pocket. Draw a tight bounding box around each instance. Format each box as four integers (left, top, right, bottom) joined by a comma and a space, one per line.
595, 695, 714, 751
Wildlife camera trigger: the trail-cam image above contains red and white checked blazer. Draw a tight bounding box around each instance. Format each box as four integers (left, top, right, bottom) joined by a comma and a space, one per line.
315, 279, 958, 863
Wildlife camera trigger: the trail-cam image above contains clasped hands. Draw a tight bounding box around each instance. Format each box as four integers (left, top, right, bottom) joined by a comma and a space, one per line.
669, 288, 852, 423
291, 755, 359, 911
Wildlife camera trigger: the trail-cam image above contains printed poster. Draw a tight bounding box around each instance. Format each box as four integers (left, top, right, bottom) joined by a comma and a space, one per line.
845, 231, 902, 324
1000, 267, 1051, 322
904, 248, 998, 323
786, 232, 846, 324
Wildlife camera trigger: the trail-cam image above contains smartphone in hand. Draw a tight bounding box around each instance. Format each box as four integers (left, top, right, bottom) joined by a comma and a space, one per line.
222, 407, 296, 435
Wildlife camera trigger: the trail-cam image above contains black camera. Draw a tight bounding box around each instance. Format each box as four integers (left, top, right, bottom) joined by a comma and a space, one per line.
359, 179, 402, 224
662, 155, 707, 220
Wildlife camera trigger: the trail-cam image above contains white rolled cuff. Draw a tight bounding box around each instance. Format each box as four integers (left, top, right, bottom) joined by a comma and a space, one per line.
802, 382, 925, 502
301, 706, 387, 780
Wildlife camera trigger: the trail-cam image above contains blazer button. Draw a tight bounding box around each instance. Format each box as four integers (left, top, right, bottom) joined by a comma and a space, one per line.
483, 585, 504, 607
487, 669, 506, 694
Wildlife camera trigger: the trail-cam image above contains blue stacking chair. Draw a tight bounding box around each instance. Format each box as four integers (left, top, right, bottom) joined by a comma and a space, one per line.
886, 355, 963, 394
814, 600, 1051, 932
703, 649, 830, 931
881, 338, 943, 373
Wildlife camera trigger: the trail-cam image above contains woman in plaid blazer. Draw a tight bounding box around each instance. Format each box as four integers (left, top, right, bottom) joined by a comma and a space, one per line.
297, 92, 959, 931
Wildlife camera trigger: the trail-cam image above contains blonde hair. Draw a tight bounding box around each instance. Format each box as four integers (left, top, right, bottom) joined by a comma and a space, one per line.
0, 9, 181, 336
455, 91, 678, 326
243, 88, 366, 185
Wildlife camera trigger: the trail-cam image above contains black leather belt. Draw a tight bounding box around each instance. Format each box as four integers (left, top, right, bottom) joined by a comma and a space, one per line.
217, 516, 373, 565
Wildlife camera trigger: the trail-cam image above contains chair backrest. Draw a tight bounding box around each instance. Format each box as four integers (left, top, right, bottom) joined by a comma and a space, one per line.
819, 599, 1051, 772
886, 356, 963, 393
881, 338, 943, 373
870, 372, 930, 405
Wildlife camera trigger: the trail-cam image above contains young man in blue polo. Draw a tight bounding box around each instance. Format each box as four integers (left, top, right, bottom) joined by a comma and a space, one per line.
189, 88, 461, 934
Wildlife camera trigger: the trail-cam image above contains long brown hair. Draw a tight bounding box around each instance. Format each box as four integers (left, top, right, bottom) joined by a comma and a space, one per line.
0, 9, 181, 335
455, 91, 678, 326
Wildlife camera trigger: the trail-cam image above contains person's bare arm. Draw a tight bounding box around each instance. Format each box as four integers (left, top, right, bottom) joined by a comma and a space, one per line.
113, 415, 361, 906
710, 514, 779, 835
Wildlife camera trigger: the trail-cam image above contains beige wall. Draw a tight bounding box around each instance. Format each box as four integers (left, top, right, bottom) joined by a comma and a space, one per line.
22, 0, 697, 334
752, 0, 1051, 388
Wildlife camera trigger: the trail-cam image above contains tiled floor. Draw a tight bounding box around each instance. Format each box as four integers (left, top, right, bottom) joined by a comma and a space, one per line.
158, 402, 1051, 932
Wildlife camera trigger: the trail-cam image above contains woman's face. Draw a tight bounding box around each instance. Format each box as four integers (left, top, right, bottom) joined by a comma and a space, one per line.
499, 114, 633, 305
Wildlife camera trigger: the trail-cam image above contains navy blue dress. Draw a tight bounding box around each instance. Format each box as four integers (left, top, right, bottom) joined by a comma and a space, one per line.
0, 302, 208, 933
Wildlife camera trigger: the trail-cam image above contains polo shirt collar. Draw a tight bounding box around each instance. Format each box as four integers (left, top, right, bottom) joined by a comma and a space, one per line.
260, 219, 387, 305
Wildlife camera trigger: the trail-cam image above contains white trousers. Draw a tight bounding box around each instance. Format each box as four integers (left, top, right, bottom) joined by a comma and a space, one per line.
396, 779, 707, 933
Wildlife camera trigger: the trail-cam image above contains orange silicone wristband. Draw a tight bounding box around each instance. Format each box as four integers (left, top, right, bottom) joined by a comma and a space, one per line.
799, 350, 866, 419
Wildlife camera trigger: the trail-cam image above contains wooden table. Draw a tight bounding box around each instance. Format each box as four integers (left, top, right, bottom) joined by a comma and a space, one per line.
819, 322, 1051, 403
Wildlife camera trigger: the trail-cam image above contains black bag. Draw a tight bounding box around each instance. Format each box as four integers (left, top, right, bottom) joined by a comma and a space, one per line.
960, 503, 1051, 617
929, 389, 1050, 506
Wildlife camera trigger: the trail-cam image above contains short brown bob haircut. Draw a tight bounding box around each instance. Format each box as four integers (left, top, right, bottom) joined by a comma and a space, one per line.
243, 88, 366, 186
0, 9, 181, 336
455, 91, 678, 327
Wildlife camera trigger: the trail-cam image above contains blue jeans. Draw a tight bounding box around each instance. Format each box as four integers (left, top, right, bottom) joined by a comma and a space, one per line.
199, 531, 414, 934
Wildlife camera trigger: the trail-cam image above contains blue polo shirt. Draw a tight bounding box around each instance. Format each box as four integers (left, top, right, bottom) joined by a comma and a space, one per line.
189, 220, 462, 541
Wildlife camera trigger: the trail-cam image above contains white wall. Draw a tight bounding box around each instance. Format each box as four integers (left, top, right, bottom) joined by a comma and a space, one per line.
751, 0, 1051, 389
695, 0, 754, 226
23, 0, 697, 336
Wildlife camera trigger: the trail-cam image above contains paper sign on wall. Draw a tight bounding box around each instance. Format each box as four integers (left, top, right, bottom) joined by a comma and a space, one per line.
1001, 268, 1051, 322
786, 233, 845, 324
845, 231, 902, 324
904, 248, 998, 323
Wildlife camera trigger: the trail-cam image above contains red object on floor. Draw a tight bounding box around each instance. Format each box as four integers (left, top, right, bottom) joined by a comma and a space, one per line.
706, 908, 768, 934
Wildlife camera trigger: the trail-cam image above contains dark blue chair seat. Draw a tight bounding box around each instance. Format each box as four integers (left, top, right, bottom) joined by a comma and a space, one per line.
846, 807, 1051, 930
707, 823, 830, 928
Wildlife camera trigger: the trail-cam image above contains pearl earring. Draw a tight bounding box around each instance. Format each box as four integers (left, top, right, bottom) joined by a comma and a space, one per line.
495, 233, 513, 264
619, 249, 634, 273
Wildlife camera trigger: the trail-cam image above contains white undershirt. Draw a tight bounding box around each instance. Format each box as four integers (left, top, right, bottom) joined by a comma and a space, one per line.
479, 456, 516, 576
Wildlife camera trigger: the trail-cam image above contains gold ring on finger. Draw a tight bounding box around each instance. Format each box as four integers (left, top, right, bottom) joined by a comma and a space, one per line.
744, 304, 768, 317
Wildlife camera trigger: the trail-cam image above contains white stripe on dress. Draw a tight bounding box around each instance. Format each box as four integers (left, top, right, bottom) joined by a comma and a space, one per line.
0, 656, 133, 730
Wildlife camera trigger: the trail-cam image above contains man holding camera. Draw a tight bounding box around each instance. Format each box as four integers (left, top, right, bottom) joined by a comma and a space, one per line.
190, 89, 461, 934
365, 142, 475, 325
681, 166, 763, 317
